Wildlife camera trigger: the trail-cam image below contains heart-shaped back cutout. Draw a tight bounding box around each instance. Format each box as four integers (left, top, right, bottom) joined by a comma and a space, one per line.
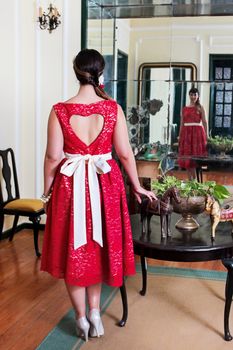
70, 114, 104, 147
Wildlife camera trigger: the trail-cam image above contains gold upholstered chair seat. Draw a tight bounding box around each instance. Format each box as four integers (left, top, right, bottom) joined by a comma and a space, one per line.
4, 199, 44, 213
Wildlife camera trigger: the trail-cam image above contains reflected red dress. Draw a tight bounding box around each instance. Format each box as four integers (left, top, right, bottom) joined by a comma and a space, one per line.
41, 100, 136, 287
178, 106, 207, 169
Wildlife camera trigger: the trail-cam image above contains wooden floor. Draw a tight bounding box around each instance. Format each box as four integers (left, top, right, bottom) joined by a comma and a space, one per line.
0, 229, 226, 350
0, 230, 71, 350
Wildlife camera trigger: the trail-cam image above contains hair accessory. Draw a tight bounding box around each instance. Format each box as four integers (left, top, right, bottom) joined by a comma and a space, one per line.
99, 74, 105, 89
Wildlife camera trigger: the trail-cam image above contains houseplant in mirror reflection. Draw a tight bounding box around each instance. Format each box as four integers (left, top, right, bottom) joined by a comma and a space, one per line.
136, 141, 169, 160
151, 176, 230, 231
127, 98, 163, 152
127, 105, 148, 150
208, 136, 233, 157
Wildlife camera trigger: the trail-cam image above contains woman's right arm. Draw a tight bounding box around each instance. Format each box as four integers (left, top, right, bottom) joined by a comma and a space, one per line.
43, 108, 64, 200
178, 110, 184, 145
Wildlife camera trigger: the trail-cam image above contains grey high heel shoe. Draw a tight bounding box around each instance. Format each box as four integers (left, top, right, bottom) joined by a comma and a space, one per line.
89, 309, 104, 337
76, 316, 90, 342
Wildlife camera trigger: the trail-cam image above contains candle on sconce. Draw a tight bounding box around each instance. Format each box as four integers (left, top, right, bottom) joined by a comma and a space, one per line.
38, 3, 61, 32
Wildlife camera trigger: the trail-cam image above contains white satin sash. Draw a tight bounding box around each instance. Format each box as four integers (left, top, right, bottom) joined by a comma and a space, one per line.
60, 152, 112, 249
184, 122, 201, 126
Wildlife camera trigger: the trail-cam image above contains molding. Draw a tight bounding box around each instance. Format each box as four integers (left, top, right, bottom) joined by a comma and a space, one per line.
62, 0, 68, 100
209, 35, 233, 48
170, 35, 203, 80
131, 25, 173, 32
14, 0, 20, 165
88, 27, 115, 33
35, 0, 41, 198
199, 37, 204, 80
131, 23, 233, 32
171, 23, 233, 31
135, 38, 142, 79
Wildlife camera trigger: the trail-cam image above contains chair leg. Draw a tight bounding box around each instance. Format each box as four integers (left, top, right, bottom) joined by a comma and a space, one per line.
9, 215, 19, 241
0, 213, 4, 240
29, 216, 41, 257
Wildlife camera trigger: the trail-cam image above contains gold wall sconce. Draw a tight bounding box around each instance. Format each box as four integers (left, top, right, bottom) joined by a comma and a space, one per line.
38, 3, 61, 33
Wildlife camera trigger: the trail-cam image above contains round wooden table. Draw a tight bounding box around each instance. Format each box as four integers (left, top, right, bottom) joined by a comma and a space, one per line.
192, 155, 233, 183
131, 212, 233, 341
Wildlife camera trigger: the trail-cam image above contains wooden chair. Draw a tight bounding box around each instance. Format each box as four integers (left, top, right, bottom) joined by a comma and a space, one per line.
0, 148, 44, 257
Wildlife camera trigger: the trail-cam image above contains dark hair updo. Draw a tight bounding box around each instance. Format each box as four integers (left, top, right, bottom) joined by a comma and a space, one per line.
189, 87, 199, 96
73, 49, 110, 100
189, 87, 201, 108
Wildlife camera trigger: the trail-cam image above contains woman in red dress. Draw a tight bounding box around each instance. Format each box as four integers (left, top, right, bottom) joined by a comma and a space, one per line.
178, 87, 208, 180
40, 49, 156, 341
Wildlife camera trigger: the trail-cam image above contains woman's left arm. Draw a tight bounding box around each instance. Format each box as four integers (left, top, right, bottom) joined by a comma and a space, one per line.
200, 106, 208, 136
113, 105, 156, 203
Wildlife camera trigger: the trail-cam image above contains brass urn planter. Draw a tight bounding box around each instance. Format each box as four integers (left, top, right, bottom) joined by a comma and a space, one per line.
172, 196, 206, 231
152, 176, 230, 234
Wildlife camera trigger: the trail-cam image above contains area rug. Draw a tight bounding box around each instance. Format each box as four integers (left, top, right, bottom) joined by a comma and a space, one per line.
37, 266, 233, 350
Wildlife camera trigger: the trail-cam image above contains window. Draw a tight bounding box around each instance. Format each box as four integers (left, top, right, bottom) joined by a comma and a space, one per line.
209, 55, 233, 136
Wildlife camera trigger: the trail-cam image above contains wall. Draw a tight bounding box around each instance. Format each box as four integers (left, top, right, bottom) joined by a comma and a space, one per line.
88, 15, 233, 128
127, 16, 233, 141
88, 18, 130, 99
0, 0, 82, 230
129, 16, 233, 82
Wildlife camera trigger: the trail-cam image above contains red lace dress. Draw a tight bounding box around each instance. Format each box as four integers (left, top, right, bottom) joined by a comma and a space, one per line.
41, 100, 136, 287
178, 106, 207, 169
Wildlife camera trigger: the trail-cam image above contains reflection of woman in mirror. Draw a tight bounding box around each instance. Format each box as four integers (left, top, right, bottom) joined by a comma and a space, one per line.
178, 87, 207, 180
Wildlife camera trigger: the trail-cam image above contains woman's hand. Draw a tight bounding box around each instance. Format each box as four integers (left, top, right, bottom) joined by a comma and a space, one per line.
40, 190, 52, 214
133, 186, 157, 204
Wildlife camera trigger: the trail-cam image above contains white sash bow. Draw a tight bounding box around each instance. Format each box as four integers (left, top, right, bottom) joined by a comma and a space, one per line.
60, 152, 112, 249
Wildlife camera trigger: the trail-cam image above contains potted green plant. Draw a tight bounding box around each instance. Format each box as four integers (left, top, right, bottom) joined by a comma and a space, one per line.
208, 136, 233, 157
151, 176, 230, 230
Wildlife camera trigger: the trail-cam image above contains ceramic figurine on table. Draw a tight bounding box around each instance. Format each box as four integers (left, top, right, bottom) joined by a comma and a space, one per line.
205, 195, 233, 239
141, 186, 180, 239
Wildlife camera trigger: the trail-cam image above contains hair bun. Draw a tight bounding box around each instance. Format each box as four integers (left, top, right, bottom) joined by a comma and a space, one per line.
87, 75, 99, 87
73, 49, 111, 99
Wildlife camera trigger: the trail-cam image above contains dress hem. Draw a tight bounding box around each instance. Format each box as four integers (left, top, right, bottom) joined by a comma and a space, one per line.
40, 268, 136, 287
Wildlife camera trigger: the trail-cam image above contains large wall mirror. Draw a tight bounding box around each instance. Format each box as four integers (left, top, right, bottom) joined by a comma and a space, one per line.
84, 0, 233, 158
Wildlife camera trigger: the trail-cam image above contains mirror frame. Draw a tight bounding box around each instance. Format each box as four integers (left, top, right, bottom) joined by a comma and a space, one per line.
137, 62, 197, 105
